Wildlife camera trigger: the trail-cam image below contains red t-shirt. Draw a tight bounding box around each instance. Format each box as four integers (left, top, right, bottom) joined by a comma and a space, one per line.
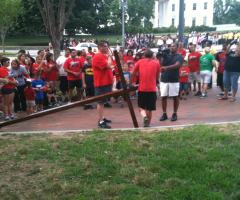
31, 63, 44, 77
24, 87, 35, 100
0, 67, 15, 89
87, 52, 95, 58
123, 55, 134, 64
92, 52, 113, 87
134, 58, 160, 92
188, 51, 202, 72
64, 57, 82, 80
179, 66, 190, 83
44, 60, 58, 81
216, 51, 226, 73
79, 56, 86, 66
178, 48, 187, 58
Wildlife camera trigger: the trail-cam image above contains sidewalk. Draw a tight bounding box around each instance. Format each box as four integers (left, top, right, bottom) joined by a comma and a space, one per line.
1, 86, 240, 133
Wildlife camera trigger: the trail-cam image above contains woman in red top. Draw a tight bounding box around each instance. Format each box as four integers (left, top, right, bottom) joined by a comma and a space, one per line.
0, 58, 17, 120
44, 53, 59, 106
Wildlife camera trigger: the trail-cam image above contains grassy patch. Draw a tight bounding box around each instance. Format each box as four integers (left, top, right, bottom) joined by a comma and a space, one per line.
3, 35, 121, 46
0, 125, 240, 199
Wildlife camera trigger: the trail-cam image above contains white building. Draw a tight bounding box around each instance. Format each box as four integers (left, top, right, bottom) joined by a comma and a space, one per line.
153, 0, 214, 28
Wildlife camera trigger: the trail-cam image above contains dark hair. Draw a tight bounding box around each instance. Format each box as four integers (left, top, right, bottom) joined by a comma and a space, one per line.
0, 57, 10, 66
18, 49, 26, 54
127, 49, 133, 56
11, 59, 20, 67
37, 50, 44, 55
98, 40, 108, 47
45, 53, 53, 61
144, 49, 154, 58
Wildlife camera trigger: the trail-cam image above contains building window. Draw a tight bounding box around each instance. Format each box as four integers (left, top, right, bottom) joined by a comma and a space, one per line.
172, 18, 175, 26
204, 2, 208, 9
203, 16, 207, 25
193, 3, 197, 10
172, 4, 175, 12
192, 17, 196, 26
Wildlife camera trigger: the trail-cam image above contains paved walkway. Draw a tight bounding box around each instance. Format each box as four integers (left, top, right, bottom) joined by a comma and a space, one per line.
1, 86, 240, 133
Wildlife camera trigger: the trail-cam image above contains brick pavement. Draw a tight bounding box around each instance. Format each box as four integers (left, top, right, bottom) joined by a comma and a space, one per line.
1, 86, 240, 132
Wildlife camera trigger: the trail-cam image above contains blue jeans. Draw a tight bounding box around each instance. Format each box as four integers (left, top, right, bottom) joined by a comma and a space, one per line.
223, 70, 240, 92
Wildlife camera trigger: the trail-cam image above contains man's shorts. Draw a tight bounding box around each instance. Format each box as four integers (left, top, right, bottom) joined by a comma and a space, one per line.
200, 70, 212, 84
138, 91, 157, 111
160, 82, 180, 97
68, 80, 82, 90
189, 72, 201, 83
95, 85, 112, 104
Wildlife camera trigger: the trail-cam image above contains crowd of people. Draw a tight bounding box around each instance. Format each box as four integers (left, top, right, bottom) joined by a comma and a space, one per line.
0, 35, 240, 128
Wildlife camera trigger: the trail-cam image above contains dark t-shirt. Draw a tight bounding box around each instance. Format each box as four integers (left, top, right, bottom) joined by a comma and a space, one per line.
82, 63, 94, 88
161, 53, 184, 83
224, 51, 240, 72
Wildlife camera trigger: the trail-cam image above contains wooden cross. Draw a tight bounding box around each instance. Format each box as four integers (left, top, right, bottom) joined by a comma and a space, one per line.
0, 50, 139, 129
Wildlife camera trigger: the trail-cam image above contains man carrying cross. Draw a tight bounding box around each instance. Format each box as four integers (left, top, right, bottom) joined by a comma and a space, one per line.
92, 41, 114, 129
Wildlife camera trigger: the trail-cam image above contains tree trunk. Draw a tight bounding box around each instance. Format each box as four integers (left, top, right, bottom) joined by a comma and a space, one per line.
36, 0, 75, 60
0, 31, 6, 54
52, 36, 61, 60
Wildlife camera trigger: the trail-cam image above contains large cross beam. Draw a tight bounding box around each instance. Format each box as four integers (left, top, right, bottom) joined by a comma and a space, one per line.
0, 50, 139, 129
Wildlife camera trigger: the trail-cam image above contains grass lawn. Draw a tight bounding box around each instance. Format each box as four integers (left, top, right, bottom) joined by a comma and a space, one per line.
1, 125, 240, 200
3, 35, 121, 46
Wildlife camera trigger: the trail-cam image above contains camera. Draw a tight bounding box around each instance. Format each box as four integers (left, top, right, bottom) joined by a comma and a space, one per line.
156, 46, 170, 59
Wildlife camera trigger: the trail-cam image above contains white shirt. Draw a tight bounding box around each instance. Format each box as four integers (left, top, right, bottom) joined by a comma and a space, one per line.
56, 55, 69, 76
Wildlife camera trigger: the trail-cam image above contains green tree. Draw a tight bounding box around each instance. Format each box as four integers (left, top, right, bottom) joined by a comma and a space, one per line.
0, 0, 22, 53
36, 0, 75, 59
213, 0, 240, 25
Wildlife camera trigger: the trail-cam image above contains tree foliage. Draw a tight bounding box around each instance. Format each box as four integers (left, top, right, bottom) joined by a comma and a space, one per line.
36, 0, 75, 59
0, 0, 22, 52
214, 0, 240, 25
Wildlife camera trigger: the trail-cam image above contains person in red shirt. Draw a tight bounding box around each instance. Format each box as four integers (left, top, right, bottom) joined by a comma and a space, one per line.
0, 58, 17, 120
87, 47, 95, 58
216, 44, 227, 95
179, 61, 190, 100
188, 43, 202, 96
177, 42, 187, 58
24, 79, 35, 114
64, 49, 83, 101
44, 53, 59, 106
123, 49, 134, 64
131, 49, 161, 127
92, 41, 114, 129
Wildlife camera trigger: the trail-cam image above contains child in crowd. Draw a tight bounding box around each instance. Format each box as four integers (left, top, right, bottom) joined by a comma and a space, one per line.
32, 72, 45, 111
0, 58, 18, 120
24, 79, 35, 114
179, 61, 190, 100
82, 56, 94, 109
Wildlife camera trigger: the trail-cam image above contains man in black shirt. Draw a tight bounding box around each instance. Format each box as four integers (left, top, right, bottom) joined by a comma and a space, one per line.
159, 43, 184, 121
220, 42, 240, 102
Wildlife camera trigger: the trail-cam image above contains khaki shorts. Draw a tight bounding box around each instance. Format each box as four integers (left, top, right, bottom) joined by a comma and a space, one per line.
26, 100, 36, 107
189, 72, 201, 83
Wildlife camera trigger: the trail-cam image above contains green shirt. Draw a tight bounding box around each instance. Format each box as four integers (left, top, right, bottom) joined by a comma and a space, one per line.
200, 54, 215, 71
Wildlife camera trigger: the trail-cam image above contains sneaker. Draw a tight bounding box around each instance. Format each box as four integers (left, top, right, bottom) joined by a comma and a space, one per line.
4, 116, 10, 121
200, 93, 207, 98
98, 121, 111, 129
194, 91, 202, 96
159, 113, 168, 121
104, 102, 112, 108
143, 116, 149, 127
103, 118, 112, 123
171, 113, 178, 121
10, 114, 15, 119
